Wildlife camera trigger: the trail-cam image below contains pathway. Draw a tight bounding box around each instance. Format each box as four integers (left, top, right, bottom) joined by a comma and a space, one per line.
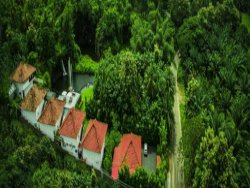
169, 53, 184, 188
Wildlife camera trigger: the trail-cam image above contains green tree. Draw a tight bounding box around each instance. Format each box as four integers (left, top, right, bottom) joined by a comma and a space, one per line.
193, 127, 238, 188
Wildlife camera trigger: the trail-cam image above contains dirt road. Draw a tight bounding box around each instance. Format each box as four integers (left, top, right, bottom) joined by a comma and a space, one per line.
168, 53, 184, 188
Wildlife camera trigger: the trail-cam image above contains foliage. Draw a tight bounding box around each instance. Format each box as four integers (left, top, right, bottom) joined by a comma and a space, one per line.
177, 0, 250, 187
32, 162, 91, 188
75, 55, 99, 74
0, 112, 116, 187
193, 128, 238, 188
80, 86, 94, 111
234, 0, 250, 13
241, 13, 250, 32
90, 50, 175, 145
168, 0, 191, 27
130, 11, 175, 64
103, 130, 122, 173
118, 165, 167, 188
181, 115, 206, 185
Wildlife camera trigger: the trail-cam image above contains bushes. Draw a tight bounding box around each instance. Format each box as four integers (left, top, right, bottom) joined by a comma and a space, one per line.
102, 130, 122, 173
75, 55, 99, 74
118, 165, 167, 188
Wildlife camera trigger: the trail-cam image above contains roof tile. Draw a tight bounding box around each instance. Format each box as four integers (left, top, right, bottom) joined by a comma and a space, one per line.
79, 119, 108, 153
112, 133, 141, 179
59, 109, 85, 139
20, 84, 47, 112
11, 63, 36, 83
38, 97, 66, 126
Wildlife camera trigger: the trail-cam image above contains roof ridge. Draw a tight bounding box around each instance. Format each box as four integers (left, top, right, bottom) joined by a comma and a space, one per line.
92, 121, 101, 151
70, 109, 77, 136
82, 120, 101, 150
122, 135, 140, 166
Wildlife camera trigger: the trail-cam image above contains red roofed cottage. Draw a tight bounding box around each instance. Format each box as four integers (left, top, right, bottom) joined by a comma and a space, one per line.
59, 109, 86, 157
79, 119, 108, 170
112, 133, 142, 180
38, 97, 66, 140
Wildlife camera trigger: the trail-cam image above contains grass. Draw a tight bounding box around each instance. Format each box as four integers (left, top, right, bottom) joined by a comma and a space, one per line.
80, 86, 93, 111
75, 55, 99, 74
242, 13, 250, 33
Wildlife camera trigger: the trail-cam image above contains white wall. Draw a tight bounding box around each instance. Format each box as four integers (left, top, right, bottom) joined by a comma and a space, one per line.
21, 110, 36, 125
38, 110, 63, 141
15, 77, 34, 99
36, 99, 45, 120
38, 123, 56, 140
24, 81, 33, 97
60, 135, 79, 158
21, 99, 45, 126
81, 142, 105, 170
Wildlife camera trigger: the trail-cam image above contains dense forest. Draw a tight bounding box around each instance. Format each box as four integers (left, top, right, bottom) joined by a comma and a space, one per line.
0, 0, 249, 187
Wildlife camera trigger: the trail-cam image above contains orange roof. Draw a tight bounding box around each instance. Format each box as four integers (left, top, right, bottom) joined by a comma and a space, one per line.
112, 133, 141, 180
11, 63, 36, 83
38, 97, 66, 126
59, 109, 86, 138
79, 119, 108, 153
20, 84, 47, 112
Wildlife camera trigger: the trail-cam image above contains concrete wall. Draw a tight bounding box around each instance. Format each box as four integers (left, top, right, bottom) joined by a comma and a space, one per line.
38, 110, 63, 141
82, 142, 105, 170
15, 77, 34, 99
21, 110, 36, 125
60, 123, 83, 158
36, 100, 45, 120
60, 135, 79, 158
21, 99, 45, 126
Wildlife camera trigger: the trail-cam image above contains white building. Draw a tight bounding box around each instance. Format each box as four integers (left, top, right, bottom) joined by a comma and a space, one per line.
58, 91, 80, 109
37, 97, 66, 141
59, 109, 86, 158
79, 119, 108, 170
10, 63, 36, 99
20, 84, 47, 125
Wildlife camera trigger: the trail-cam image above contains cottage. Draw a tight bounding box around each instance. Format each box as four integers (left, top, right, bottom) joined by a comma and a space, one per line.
20, 84, 47, 125
10, 63, 36, 99
78, 119, 108, 170
37, 97, 66, 141
59, 109, 85, 157
112, 133, 142, 180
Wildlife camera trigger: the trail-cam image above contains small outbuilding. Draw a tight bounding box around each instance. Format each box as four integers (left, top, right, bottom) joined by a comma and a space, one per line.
37, 97, 66, 140
20, 84, 47, 125
59, 109, 85, 157
79, 119, 108, 170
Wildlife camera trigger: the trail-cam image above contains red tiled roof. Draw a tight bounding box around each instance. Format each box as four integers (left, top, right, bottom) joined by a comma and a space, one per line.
11, 63, 36, 83
20, 84, 47, 112
112, 133, 142, 180
79, 119, 108, 153
38, 97, 66, 126
156, 155, 161, 168
59, 109, 86, 138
